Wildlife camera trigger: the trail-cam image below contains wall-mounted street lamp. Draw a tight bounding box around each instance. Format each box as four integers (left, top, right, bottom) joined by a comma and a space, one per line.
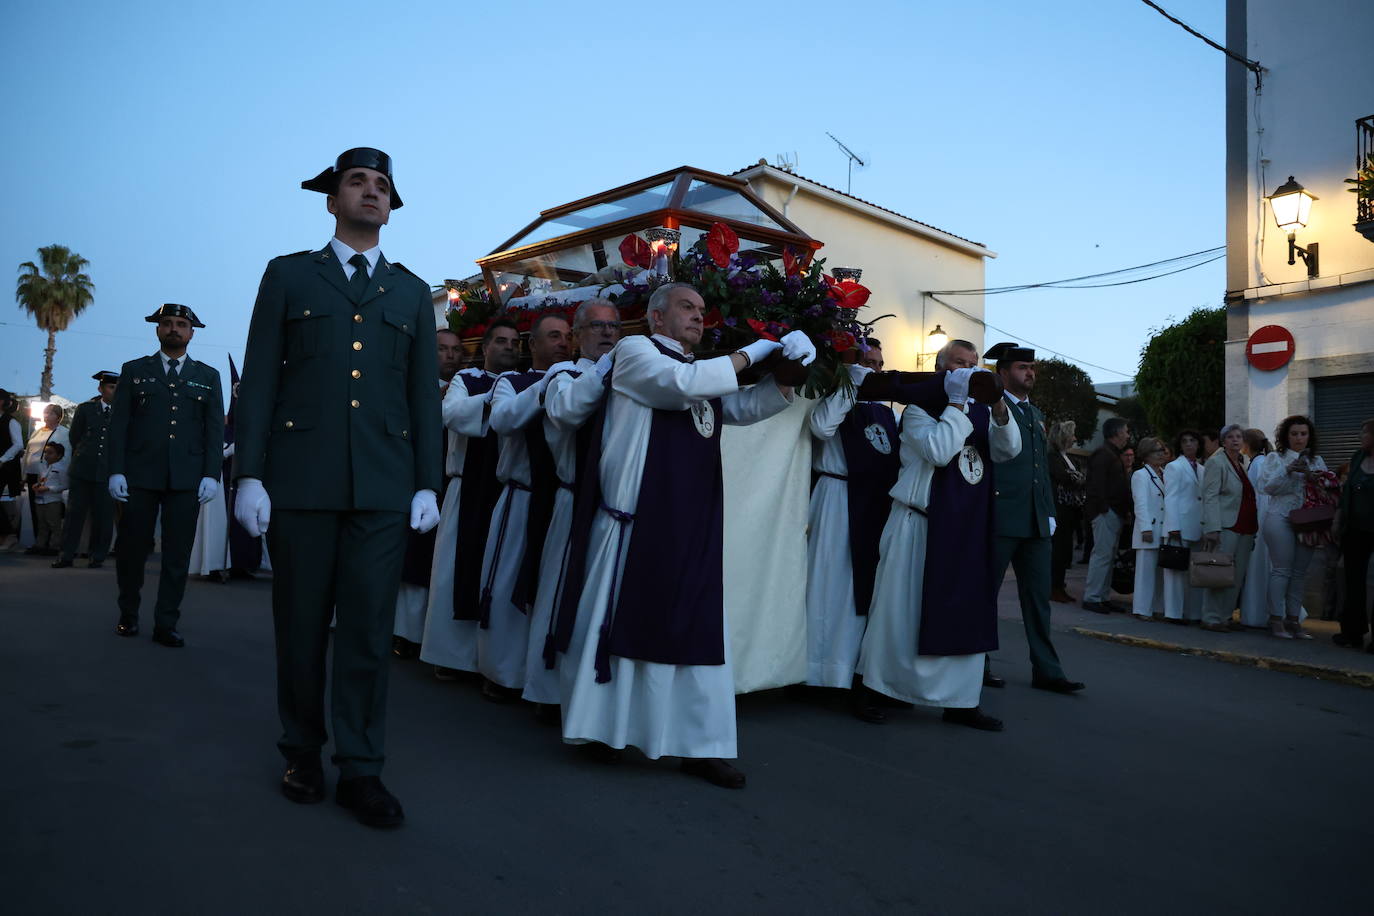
1267, 176, 1319, 278
927, 324, 949, 353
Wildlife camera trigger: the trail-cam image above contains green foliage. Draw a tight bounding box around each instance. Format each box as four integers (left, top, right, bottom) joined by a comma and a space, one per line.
1113, 395, 1154, 442
1033, 358, 1099, 443
1135, 305, 1225, 442
1345, 152, 1374, 197
15, 244, 95, 399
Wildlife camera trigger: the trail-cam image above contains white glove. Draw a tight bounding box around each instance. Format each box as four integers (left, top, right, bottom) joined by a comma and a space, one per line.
222, 442, 235, 459
846, 364, 874, 385
1048, 517, 1058, 536
739, 338, 782, 367
594, 352, 614, 378
943, 367, 978, 406
197, 477, 219, 504
235, 477, 271, 537
409, 489, 440, 533
108, 473, 129, 502
780, 329, 817, 366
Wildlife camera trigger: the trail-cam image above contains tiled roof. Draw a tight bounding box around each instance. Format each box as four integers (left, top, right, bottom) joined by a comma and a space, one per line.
729, 163, 987, 250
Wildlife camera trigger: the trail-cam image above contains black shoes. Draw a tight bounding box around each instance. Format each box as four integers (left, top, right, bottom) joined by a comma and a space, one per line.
281, 757, 325, 804
480, 679, 521, 703
982, 672, 1006, 689
88, 560, 104, 569
1080, 600, 1113, 614
116, 618, 139, 637
942, 707, 1004, 731
681, 757, 747, 789
151, 629, 185, 648
390, 636, 420, 659
1032, 675, 1085, 694
849, 687, 887, 724
1332, 633, 1365, 649
336, 775, 405, 828
51, 558, 73, 568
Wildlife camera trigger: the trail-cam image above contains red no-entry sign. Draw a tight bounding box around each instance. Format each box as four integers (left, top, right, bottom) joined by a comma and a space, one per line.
1246, 325, 1295, 371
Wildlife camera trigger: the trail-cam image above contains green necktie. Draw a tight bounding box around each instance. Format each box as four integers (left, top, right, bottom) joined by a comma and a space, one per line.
347, 253, 370, 302
167, 358, 179, 380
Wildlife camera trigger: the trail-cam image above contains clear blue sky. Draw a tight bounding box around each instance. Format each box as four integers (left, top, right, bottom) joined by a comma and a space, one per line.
1, 0, 1226, 400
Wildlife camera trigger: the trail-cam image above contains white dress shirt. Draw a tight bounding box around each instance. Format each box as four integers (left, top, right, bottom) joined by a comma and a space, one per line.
329, 237, 382, 280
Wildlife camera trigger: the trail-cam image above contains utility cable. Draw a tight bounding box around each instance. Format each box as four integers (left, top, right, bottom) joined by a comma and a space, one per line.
927, 246, 1224, 295
1139, 0, 1264, 87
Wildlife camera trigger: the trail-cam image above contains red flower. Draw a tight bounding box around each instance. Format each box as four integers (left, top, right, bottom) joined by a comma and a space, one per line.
704, 308, 724, 329
782, 247, 801, 278
746, 318, 778, 342
826, 278, 871, 310
619, 234, 652, 269
463, 322, 488, 341
706, 222, 740, 269
825, 329, 856, 353
515, 310, 536, 332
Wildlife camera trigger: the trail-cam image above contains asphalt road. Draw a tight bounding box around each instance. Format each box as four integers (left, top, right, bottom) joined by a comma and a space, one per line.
3, 552, 1370, 915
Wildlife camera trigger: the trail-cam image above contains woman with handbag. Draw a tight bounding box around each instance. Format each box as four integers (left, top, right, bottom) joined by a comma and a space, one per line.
1162, 430, 1205, 624
1334, 419, 1374, 651
1199, 425, 1256, 632
1048, 420, 1086, 603
1258, 415, 1340, 639
1130, 438, 1171, 621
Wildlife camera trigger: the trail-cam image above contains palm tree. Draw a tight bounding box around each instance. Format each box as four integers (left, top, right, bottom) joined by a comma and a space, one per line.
15, 244, 95, 399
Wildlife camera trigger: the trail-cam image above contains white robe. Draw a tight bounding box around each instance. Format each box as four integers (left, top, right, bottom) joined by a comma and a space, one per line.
394, 378, 451, 644
475, 371, 546, 689
721, 398, 812, 693
858, 402, 1020, 709
188, 475, 229, 576
420, 368, 498, 671
802, 377, 887, 688
523, 359, 606, 705
559, 335, 790, 759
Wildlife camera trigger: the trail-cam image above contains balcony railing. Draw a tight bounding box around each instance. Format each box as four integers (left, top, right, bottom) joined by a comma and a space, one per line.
1356, 115, 1374, 228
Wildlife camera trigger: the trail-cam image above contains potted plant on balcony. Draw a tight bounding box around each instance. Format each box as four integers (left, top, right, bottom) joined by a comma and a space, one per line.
1346, 151, 1374, 242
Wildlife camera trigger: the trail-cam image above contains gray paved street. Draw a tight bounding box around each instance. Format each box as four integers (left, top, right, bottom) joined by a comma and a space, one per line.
3, 551, 1370, 915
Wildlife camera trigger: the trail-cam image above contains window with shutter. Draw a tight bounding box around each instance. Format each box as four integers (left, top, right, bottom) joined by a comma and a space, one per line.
1313, 373, 1374, 468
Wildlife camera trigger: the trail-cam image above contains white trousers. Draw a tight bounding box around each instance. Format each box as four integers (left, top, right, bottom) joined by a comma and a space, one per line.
1261, 513, 1315, 620
1132, 548, 1164, 616
1162, 539, 1204, 621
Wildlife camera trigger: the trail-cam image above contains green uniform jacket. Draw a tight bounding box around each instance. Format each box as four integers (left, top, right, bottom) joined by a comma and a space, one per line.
67, 397, 115, 483
232, 247, 441, 512
108, 353, 225, 491
994, 395, 1056, 539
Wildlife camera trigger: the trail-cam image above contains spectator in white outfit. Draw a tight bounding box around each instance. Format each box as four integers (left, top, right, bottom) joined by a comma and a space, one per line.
1130, 438, 1170, 621
1162, 430, 1205, 624
31, 441, 69, 554
1258, 415, 1338, 640
1238, 429, 1274, 627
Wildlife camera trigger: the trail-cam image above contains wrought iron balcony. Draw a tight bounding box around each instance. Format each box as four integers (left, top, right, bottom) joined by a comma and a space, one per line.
1355, 115, 1374, 241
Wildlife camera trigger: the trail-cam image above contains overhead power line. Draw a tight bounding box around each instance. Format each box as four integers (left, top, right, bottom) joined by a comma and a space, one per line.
927, 246, 1224, 296
1139, 0, 1264, 87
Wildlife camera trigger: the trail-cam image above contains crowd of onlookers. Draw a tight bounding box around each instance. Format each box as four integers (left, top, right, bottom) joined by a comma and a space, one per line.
0, 394, 72, 555
1048, 414, 1374, 652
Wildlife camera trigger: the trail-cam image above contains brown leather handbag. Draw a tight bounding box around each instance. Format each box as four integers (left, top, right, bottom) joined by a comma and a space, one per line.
1189, 550, 1235, 589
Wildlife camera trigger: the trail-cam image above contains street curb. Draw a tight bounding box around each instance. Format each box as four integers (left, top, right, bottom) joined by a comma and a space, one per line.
1071, 628, 1374, 690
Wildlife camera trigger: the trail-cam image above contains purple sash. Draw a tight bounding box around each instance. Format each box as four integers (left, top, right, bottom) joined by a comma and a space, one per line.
511, 370, 571, 613
452, 372, 500, 621
836, 401, 900, 614
916, 401, 1000, 656
600, 342, 726, 679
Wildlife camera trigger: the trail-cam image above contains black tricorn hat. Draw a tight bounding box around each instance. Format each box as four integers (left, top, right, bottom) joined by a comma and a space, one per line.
301, 147, 403, 208
985, 341, 1035, 367
145, 303, 205, 328
92, 370, 119, 382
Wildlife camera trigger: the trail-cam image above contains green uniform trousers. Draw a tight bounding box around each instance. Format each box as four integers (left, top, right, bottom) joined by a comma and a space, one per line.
116, 486, 200, 632
269, 509, 407, 779
61, 477, 115, 564
992, 534, 1066, 681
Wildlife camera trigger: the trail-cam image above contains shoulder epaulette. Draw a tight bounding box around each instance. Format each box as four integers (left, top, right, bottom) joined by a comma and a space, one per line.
281, 249, 314, 258
389, 261, 425, 283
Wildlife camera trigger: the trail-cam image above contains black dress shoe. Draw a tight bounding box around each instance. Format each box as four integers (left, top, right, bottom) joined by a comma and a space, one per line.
336, 775, 404, 828
1081, 601, 1113, 614
1332, 633, 1364, 649
943, 707, 1004, 731
87, 560, 104, 569
1032, 675, 1086, 694
681, 757, 747, 789
849, 688, 887, 724
281, 757, 325, 804
151, 629, 185, 648
983, 672, 1006, 689
116, 619, 139, 637
51, 558, 73, 568
480, 679, 520, 703
391, 636, 420, 659
575, 742, 622, 764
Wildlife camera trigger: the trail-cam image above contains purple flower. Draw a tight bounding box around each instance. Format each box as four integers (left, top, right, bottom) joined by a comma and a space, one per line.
724, 316, 737, 327
804, 305, 822, 318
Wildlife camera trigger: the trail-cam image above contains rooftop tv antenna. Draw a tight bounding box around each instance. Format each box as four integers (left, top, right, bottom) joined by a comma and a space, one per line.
826, 132, 868, 193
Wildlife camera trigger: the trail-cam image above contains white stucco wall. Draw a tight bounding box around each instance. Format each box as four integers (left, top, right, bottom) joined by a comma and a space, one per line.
1227, 0, 1374, 429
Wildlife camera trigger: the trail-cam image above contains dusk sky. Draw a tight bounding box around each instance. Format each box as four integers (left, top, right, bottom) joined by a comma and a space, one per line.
1, 0, 1227, 400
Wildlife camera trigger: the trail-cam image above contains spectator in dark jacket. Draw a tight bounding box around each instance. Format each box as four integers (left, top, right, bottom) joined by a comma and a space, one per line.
1048, 420, 1086, 603
1082, 417, 1132, 612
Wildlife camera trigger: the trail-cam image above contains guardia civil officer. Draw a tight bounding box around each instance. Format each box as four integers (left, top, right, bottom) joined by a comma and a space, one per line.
54, 370, 120, 569
108, 306, 225, 645
232, 148, 441, 829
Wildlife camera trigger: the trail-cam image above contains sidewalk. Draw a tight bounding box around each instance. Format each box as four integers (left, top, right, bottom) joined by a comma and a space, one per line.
999, 558, 1374, 689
